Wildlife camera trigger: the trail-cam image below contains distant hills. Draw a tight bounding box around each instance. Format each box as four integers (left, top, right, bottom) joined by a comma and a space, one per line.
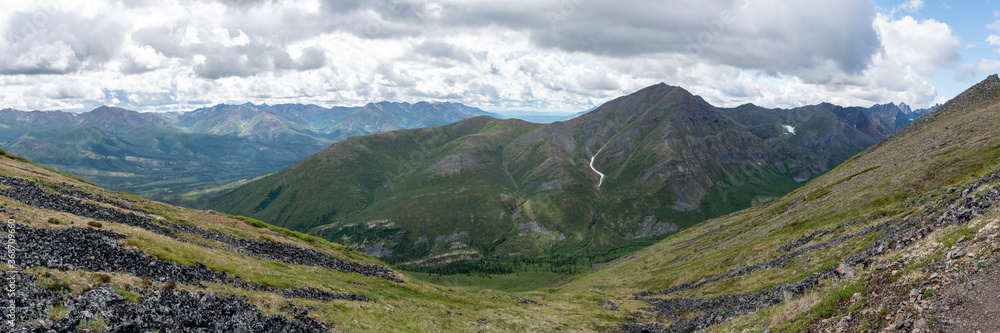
0, 101, 497, 204
207, 83, 918, 265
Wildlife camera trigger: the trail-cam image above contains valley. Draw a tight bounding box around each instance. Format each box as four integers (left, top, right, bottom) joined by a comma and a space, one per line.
1, 75, 998, 331
207, 83, 921, 270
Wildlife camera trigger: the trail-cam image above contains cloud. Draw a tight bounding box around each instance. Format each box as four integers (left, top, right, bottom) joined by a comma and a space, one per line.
898, 0, 924, 12
575, 69, 620, 91
411, 41, 476, 64
955, 63, 977, 82
0, 9, 127, 75
296, 47, 327, 71
120, 44, 167, 74
979, 59, 1000, 73
986, 20, 1000, 54
0, 0, 960, 112
436, 0, 882, 82
874, 14, 961, 75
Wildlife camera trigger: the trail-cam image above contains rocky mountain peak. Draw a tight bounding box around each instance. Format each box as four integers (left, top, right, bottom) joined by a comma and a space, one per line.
897, 102, 912, 114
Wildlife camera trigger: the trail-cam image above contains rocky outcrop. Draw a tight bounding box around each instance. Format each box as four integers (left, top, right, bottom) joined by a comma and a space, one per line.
431, 154, 480, 174
8, 274, 329, 332
363, 241, 394, 257
625, 216, 679, 240
0, 174, 401, 283
435, 231, 469, 243
13, 224, 372, 302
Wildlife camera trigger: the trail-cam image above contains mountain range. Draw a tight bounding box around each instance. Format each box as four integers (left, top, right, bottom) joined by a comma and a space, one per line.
0, 101, 497, 204
207, 83, 921, 266
2, 76, 999, 332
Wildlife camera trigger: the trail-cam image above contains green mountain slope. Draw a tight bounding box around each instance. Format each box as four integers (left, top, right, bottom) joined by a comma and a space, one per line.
557, 75, 1000, 331
209, 83, 902, 266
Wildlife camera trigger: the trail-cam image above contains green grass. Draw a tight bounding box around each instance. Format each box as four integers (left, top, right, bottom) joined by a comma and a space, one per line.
772, 278, 868, 331
406, 271, 569, 292
78, 317, 107, 332
116, 289, 143, 303
941, 226, 976, 248
0, 147, 99, 186
229, 214, 269, 228
805, 166, 880, 202
39, 276, 72, 293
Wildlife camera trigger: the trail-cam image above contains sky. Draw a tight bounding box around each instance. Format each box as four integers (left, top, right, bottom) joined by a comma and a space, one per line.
0, 0, 997, 113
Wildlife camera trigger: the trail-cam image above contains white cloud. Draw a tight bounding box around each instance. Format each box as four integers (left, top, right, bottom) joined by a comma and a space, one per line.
986, 20, 1000, 55
874, 14, 960, 75
950, 59, 1000, 84
979, 59, 1000, 73
898, 0, 924, 12
955, 63, 978, 82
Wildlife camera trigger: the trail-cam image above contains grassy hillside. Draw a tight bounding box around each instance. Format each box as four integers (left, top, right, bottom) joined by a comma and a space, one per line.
555, 75, 1000, 331
211, 117, 547, 259
0, 147, 632, 332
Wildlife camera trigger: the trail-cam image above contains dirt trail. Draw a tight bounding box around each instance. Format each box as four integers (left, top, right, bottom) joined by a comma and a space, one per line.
934, 251, 1000, 332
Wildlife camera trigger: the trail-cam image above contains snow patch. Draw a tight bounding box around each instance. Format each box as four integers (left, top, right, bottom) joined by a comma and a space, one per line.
782, 125, 796, 135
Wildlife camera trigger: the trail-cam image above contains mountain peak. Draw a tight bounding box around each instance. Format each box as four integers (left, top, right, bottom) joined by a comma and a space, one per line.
90, 105, 137, 115
897, 102, 912, 114
617, 83, 693, 104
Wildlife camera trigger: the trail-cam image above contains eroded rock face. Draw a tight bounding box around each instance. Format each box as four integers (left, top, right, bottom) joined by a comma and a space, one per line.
625, 216, 679, 240
435, 231, 469, 243
412, 236, 428, 247
431, 154, 480, 174
517, 222, 565, 247
363, 240, 394, 257
536, 181, 562, 191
